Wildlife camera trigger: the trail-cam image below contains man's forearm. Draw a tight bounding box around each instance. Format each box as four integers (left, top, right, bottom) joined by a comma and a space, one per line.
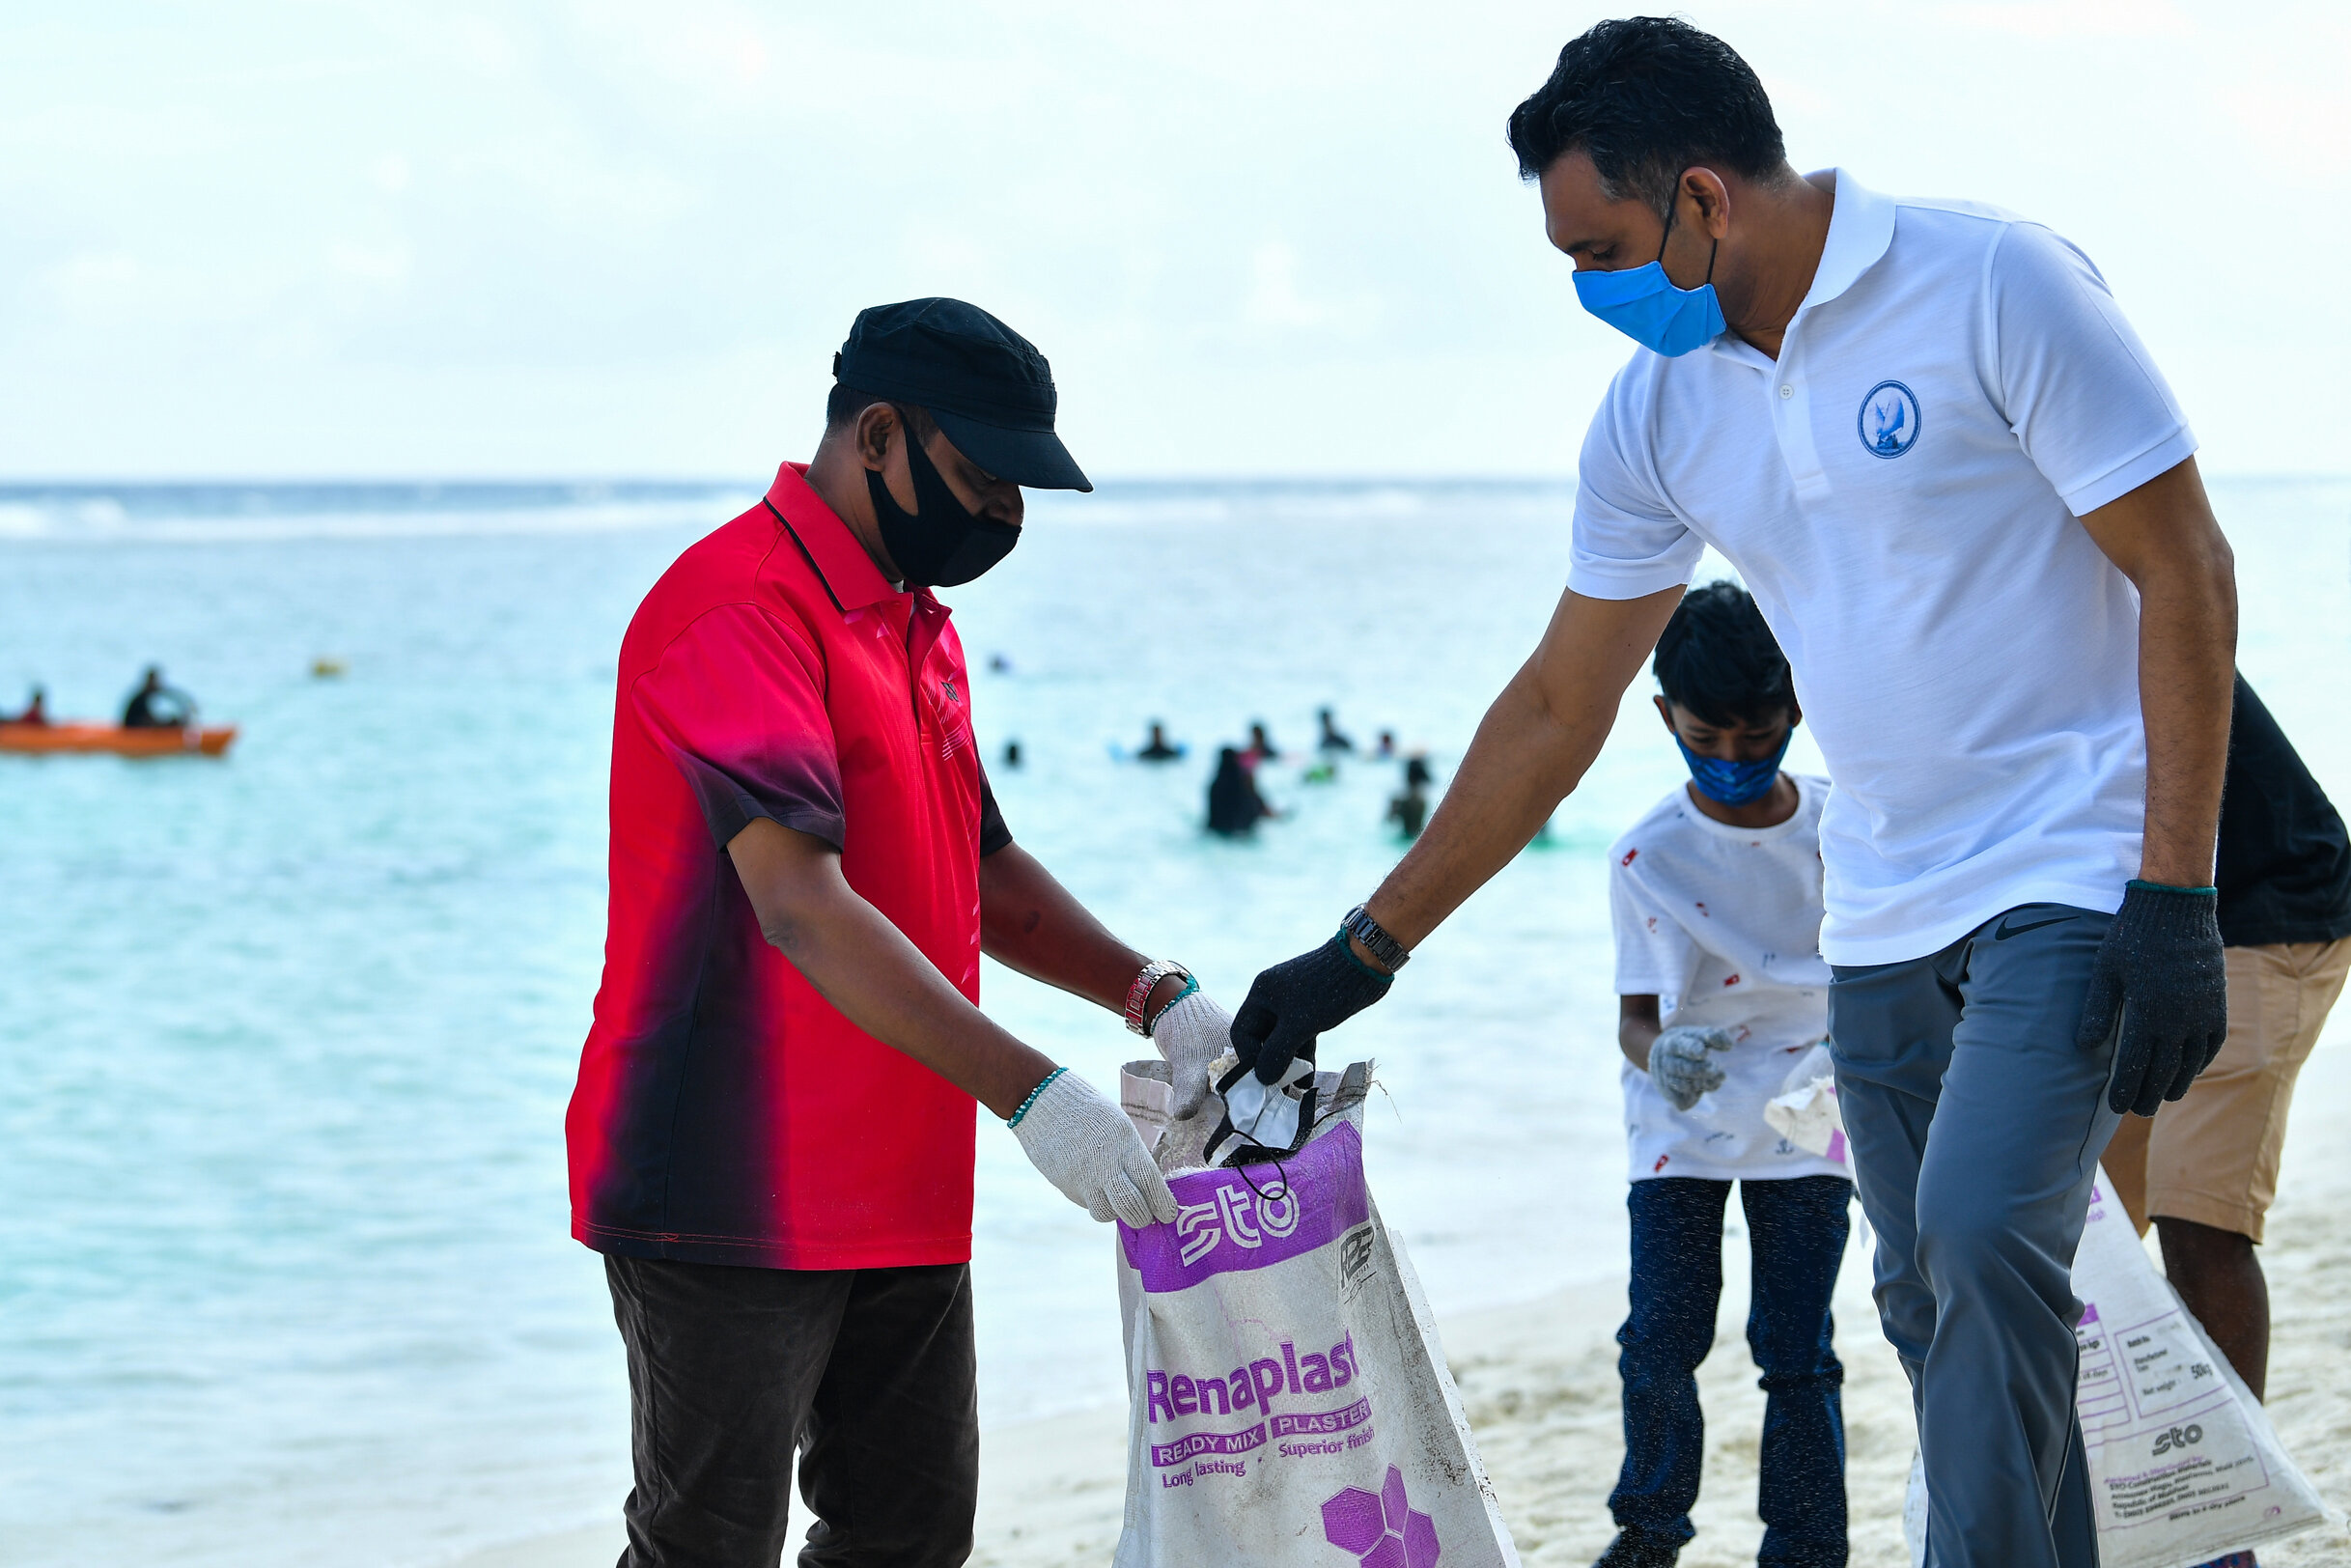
766, 883, 1054, 1119
2135, 574, 2236, 886
2082, 461, 2238, 887
978, 843, 1187, 1019
979, 843, 1142, 1009
1362, 664, 1603, 949
1361, 585, 1680, 956
1222, 587, 1678, 1086
729, 819, 1053, 1118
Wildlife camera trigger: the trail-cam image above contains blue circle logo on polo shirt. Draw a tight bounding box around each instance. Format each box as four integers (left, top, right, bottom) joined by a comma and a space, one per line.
1858, 380, 1921, 459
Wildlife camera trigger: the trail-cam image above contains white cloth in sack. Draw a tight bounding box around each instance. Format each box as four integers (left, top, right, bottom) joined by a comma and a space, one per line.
1903, 1165, 2334, 1568
1762, 1042, 1847, 1168
1112, 1060, 1519, 1567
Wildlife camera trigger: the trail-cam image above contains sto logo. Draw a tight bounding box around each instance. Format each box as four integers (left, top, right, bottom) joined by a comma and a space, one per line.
1859, 379, 1921, 459
1174, 1180, 1301, 1266
1324, 1467, 1440, 1568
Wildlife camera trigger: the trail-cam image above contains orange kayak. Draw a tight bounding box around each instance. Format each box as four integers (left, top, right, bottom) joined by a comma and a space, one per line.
0, 722, 238, 757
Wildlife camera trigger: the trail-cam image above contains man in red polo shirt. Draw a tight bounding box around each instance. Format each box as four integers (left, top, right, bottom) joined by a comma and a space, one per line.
567, 298, 1233, 1567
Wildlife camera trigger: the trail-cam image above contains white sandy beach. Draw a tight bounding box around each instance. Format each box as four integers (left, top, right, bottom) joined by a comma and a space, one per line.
456, 1038, 2351, 1568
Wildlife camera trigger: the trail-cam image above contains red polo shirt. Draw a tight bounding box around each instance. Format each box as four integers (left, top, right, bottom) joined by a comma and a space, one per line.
566, 462, 1010, 1270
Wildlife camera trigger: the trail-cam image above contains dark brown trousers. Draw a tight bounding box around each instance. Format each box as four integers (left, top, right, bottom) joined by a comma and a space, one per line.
605, 1255, 978, 1568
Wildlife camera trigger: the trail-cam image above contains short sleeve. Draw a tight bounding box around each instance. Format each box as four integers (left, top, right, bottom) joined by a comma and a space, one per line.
977, 764, 1013, 856
1610, 850, 1697, 1000
1568, 374, 1705, 602
632, 602, 846, 851
1991, 222, 2197, 517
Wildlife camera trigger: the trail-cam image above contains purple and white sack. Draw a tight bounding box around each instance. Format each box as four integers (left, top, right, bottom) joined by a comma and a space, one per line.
1903, 1166, 2335, 1568
1112, 1060, 1518, 1567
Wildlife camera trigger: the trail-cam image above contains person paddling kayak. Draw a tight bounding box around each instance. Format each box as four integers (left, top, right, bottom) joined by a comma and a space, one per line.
121, 666, 196, 729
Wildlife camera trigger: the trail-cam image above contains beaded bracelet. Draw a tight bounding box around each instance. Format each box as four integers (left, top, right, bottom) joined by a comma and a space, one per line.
1007, 1066, 1066, 1127
1147, 974, 1199, 1035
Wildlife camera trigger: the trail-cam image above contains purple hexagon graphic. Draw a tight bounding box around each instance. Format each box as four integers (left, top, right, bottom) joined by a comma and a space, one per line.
1323, 1467, 1440, 1568
1323, 1487, 1387, 1554
1404, 1510, 1440, 1566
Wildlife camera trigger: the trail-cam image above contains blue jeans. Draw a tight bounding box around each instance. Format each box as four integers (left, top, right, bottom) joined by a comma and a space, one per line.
1609, 1174, 1853, 1567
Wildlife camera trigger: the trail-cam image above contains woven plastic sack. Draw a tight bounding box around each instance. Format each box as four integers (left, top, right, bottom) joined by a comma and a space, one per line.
1111, 1061, 1518, 1567
1904, 1166, 2335, 1567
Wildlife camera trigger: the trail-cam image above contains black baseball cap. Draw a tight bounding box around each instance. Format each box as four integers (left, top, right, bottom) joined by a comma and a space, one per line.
833, 298, 1091, 492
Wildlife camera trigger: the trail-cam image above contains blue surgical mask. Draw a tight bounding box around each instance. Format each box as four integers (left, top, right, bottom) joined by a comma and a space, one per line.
1676, 733, 1791, 807
1572, 199, 1726, 357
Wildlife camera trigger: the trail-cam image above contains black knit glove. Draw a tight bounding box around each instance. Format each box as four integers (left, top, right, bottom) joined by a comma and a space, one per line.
2076, 880, 2228, 1116
1230, 935, 1394, 1085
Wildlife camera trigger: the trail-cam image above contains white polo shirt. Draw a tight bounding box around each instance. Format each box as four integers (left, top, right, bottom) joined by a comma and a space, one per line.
1569, 171, 2197, 966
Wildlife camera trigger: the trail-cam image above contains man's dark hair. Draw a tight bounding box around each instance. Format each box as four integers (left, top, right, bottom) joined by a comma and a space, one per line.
1653, 580, 1793, 728
826, 382, 937, 441
1506, 17, 1786, 219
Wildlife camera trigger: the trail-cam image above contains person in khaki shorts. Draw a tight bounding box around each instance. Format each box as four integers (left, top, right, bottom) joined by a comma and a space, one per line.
2106, 675, 2351, 1424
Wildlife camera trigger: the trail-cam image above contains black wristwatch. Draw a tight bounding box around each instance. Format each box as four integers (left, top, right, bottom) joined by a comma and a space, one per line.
1340, 905, 1410, 971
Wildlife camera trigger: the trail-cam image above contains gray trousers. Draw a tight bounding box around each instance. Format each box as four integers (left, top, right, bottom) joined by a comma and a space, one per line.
1829, 905, 2122, 1568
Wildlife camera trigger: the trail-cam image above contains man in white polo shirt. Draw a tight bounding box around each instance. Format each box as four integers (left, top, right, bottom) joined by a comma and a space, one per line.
1225, 18, 2237, 1568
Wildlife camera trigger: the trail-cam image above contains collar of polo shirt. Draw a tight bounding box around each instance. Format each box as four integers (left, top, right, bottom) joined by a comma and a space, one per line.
765, 463, 929, 614
1707, 171, 1896, 367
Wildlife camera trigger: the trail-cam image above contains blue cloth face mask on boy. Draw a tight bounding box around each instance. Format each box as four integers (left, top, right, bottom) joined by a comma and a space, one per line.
1572, 197, 1727, 357
1676, 732, 1792, 806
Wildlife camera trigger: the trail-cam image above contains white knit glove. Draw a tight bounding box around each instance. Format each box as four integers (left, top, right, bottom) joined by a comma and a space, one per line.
1646, 1024, 1733, 1112
1149, 990, 1233, 1122
1010, 1070, 1180, 1226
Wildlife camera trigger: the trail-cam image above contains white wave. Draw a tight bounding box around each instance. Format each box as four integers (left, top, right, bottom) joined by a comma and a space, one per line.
0, 495, 755, 546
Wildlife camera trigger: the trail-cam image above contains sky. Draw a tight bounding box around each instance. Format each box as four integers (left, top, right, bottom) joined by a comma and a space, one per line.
0, 1, 2343, 480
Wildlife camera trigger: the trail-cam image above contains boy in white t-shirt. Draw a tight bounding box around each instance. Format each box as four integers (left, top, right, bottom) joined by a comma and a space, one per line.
1597, 583, 1852, 1568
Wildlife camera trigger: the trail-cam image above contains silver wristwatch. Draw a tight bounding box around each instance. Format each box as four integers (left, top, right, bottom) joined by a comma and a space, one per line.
1125, 959, 1192, 1036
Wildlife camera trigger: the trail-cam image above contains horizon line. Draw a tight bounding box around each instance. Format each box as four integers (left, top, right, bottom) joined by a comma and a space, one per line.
3, 470, 2345, 491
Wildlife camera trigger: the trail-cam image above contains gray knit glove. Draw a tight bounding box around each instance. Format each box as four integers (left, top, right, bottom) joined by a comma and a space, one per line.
1646, 1025, 1733, 1112
1010, 1070, 1180, 1226
2077, 881, 2228, 1116
1149, 990, 1233, 1121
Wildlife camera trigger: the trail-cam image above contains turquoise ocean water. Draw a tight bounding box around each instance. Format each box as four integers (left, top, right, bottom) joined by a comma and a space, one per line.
2, 476, 2345, 1566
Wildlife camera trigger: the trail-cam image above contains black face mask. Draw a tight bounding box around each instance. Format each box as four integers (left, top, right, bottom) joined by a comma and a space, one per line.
865, 422, 1021, 588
